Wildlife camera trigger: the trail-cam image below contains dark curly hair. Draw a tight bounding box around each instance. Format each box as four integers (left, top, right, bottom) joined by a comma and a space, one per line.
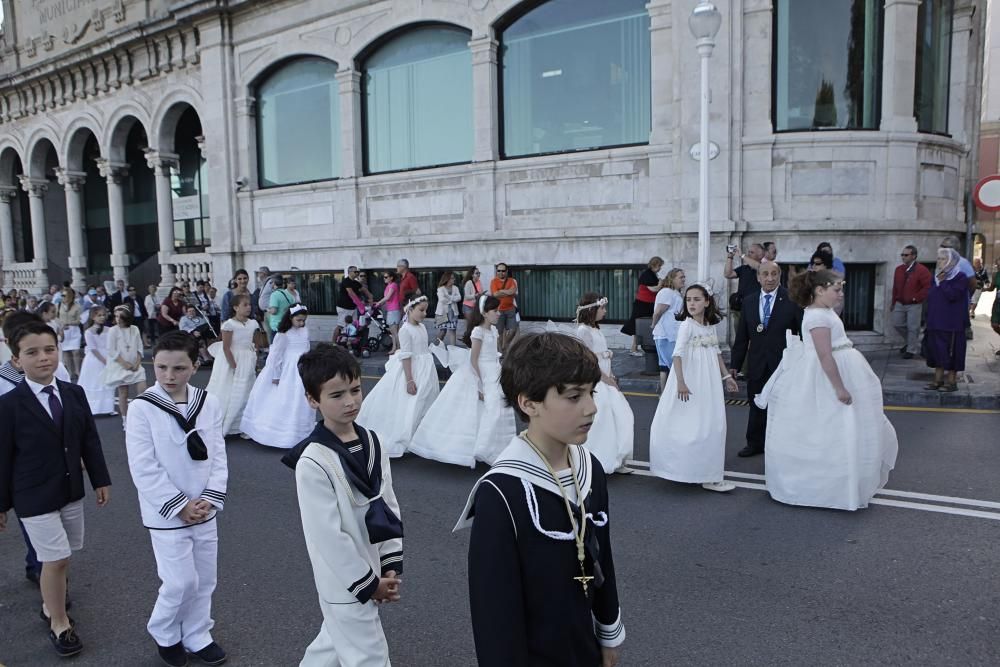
675, 284, 723, 325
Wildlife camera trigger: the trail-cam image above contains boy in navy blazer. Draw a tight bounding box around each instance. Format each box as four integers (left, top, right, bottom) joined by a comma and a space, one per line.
0, 321, 112, 658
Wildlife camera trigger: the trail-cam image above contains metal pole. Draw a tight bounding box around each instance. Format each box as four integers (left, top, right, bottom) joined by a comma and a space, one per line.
697, 42, 713, 282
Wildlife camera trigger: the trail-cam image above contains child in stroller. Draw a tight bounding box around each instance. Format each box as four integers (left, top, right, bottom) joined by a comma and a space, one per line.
335, 314, 364, 356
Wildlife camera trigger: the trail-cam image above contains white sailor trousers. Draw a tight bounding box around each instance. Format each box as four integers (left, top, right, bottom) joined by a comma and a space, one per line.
147, 520, 218, 652
301, 595, 390, 667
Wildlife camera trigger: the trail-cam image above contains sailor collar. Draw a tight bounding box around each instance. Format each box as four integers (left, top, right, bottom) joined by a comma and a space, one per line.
134, 384, 210, 461
137, 383, 207, 423
0, 361, 24, 386
454, 435, 593, 531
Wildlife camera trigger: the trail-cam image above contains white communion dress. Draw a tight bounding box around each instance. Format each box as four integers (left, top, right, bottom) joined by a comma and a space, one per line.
409, 325, 516, 467
78, 327, 117, 415
755, 307, 898, 511
205, 317, 259, 435
240, 325, 316, 449
649, 318, 727, 484
357, 321, 440, 458
576, 325, 634, 473
101, 325, 146, 387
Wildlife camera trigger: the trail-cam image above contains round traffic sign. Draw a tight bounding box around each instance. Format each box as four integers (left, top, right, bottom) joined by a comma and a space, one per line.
973, 175, 1000, 212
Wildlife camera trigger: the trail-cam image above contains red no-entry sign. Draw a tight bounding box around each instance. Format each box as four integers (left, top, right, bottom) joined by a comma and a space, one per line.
973, 175, 1000, 212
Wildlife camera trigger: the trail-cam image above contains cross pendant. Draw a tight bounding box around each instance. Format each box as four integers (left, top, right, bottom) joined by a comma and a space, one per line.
574, 571, 594, 597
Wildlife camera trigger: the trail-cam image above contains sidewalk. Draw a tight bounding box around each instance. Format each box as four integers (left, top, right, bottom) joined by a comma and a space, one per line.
355, 301, 1000, 410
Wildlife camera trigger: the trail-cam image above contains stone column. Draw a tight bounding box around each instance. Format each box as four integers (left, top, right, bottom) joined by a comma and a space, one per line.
0, 186, 17, 286
469, 36, 499, 162
19, 176, 50, 293
96, 159, 130, 283
881, 0, 921, 132
335, 68, 363, 178
54, 168, 88, 292
145, 151, 179, 290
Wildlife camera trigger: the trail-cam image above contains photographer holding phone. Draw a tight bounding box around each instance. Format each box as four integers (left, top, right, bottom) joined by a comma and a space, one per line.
724, 243, 765, 312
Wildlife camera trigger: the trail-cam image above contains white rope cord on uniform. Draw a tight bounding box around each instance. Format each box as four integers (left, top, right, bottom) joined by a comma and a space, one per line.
521, 478, 607, 542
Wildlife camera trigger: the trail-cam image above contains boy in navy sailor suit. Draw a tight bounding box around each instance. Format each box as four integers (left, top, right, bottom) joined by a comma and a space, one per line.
125, 332, 229, 667
282, 344, 404, 667
0, 321, 112, 658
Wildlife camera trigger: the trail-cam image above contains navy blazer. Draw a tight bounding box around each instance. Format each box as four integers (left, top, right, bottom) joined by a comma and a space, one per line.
730, 287, 803, 384
0, 379, 111, 517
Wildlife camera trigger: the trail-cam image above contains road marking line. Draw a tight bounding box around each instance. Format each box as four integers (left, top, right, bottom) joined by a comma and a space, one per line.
882, 405, 1000, 415
624, 468, 1000, 520
868, 498, 1000, 521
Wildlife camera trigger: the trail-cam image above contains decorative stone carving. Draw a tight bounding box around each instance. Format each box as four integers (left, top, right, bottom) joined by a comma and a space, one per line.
18, 176, 49, 197
54, 168, 86, 191
144, 149, 179, 175
95, 158, 129, 184
0, 186, 19, 204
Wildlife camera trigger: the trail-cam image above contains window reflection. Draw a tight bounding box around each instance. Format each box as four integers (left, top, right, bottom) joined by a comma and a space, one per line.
914, 0, 952, 134
364, 25, 473, 174
500, 0, 650, 158
257, 58, 341, 187
774, 0, 883, 131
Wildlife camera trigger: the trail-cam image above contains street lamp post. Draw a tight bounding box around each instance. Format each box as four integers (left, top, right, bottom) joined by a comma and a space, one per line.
689, 1, 721, 283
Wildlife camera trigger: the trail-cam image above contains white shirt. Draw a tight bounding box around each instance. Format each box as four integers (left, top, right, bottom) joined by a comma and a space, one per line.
652, 288, 683, 340
25, 376, 60, 419
759, 288, 779, 325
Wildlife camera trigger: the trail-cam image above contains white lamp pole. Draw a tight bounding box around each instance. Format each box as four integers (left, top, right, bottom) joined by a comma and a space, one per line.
689, 2, 721, 283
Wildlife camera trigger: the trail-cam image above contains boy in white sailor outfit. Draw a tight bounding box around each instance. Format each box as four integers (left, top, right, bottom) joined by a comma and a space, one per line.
125, 331, 229, 667
282, 344, 404, 667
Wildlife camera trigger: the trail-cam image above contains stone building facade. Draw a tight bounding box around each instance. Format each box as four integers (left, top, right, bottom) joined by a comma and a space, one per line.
0, 0, 986, 334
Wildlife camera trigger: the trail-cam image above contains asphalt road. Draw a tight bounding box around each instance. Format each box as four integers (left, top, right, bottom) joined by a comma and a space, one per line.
2, 372, 999, 666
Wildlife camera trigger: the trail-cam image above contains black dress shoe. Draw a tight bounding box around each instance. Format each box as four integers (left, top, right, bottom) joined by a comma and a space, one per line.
902, 352, 914, 359
49, 627, 83, 658
25, 568, 40, 585
157, 641, 189, 667
899, 345, 907, 353
737, 445, 764, 458
190, 642, 227, 665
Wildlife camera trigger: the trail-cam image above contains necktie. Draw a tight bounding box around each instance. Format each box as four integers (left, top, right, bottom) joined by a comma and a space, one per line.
42, 385, 63, 426
762, 293, 773, 328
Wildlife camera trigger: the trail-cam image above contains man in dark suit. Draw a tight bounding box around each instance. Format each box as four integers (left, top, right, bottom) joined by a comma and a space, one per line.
105, 279, 128, 310
729, 262, 803, 457
0, 321, 112, 657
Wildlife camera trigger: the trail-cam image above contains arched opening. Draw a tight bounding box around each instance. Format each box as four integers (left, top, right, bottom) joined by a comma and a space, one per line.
24, 138, 70, 285
0, 149, 32, 263
123, 122, 158, 277
496, 0, 651, 158
254, 57, 341, 187
360, 23, 473, 174
171, 106, 209, 252
79, 133, 111, 277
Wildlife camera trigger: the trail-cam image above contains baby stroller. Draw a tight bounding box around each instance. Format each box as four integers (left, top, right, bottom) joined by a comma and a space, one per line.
364, 305, 394, 353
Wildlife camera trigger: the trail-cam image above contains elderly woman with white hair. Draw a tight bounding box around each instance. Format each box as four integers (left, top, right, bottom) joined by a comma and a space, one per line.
924, 248, 971, 393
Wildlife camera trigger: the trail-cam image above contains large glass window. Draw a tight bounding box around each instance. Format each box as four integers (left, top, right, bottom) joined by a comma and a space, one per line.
257, 58, 341, 187
500, 0, 650, 158
774, 0, 883, 131
364, 26, 473, 174
914, 0, 952, 134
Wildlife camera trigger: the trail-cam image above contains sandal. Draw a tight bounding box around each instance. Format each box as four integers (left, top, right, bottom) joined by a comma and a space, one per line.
924, 382, 942, 390
937, 383, 958, 393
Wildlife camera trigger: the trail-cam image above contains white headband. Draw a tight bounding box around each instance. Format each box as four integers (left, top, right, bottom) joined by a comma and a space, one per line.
404, 295, 427, 312
478, 295, 488, 312
289, 304, 308, 316
576, 297, 608, 315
